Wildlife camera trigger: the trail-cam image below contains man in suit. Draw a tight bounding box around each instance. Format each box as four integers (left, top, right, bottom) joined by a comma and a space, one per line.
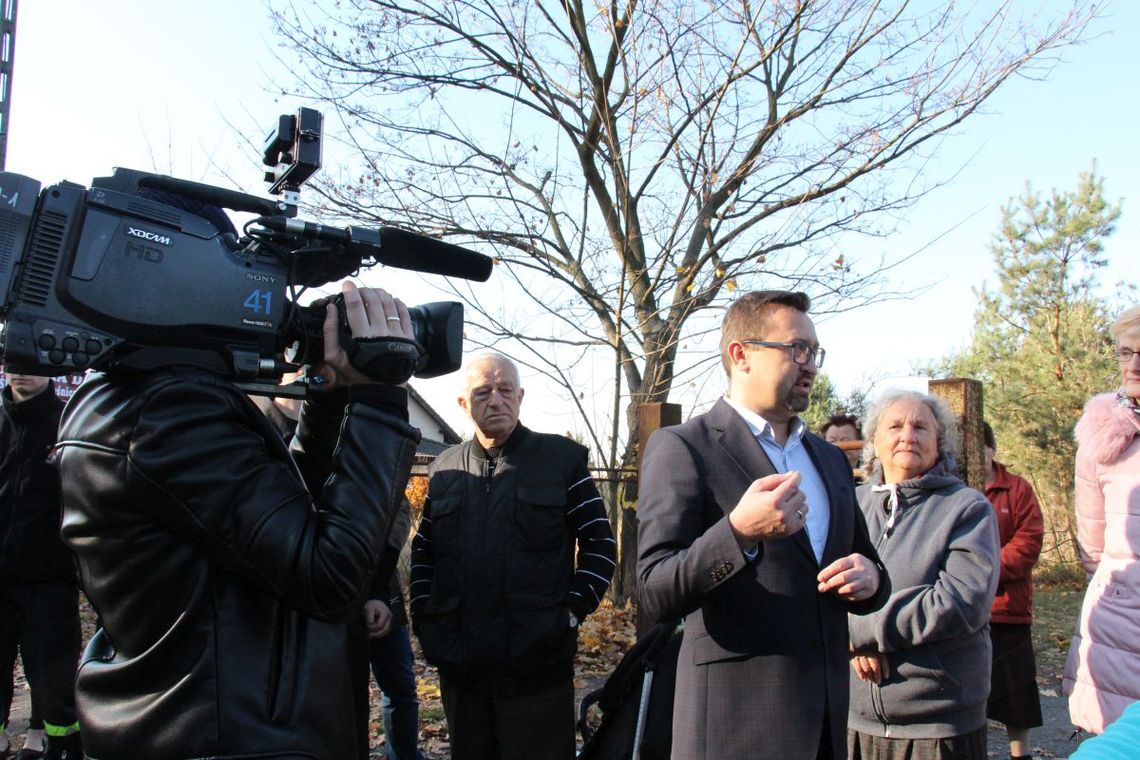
637, 290, 888, 760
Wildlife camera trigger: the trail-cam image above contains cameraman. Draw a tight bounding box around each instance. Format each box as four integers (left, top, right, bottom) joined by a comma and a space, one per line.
55, 282, 421, 759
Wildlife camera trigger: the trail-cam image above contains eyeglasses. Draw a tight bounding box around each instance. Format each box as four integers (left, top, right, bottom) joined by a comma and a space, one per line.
741, 340, 826, 368
1117, 347, 1140, 363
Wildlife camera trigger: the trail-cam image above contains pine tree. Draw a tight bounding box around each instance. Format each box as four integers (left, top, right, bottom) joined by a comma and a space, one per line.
933, 168, 1121, 563
803, 373, 841, 433
803, 373, 868, 434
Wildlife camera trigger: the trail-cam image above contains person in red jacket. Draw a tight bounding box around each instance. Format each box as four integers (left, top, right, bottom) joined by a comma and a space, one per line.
983, 422, 1045, 760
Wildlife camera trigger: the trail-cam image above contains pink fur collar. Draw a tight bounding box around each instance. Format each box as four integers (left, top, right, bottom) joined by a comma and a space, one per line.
1075, 392, 1140, 465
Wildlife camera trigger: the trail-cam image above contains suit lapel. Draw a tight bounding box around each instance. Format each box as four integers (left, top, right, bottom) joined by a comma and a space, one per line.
711, 399, 777, 483
711, 399, 817, 566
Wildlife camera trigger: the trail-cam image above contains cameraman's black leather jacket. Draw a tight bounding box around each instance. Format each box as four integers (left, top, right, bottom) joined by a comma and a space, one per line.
57, 368, 419, 760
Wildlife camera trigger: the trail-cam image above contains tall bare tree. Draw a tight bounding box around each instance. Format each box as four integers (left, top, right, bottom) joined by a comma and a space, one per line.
270, 0, 1093, 599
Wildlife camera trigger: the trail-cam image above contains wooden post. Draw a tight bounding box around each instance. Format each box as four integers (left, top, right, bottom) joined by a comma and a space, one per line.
637, 402, 683, 468
928, 378, 985, 492
632, 402, 682, 635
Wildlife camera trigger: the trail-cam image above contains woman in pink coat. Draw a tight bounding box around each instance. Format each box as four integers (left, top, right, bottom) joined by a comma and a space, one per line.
1063, 304, 1140, 734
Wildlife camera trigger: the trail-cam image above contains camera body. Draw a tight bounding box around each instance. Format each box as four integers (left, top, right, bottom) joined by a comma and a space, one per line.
0, 109, 492, 394
0, 171, 288, 378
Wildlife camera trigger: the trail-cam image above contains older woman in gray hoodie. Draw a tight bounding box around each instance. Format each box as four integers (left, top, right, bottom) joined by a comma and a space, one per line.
847, 390, 1000, 760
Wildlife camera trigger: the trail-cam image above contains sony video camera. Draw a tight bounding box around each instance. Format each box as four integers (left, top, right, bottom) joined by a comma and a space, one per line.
0, 108, 493, 396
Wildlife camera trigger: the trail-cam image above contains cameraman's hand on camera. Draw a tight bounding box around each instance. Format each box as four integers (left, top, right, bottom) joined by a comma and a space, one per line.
318, 282, 413, 387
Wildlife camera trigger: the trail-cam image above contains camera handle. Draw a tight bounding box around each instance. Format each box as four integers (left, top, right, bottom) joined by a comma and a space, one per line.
341, 336, 424, 385
329, 296, 425, 385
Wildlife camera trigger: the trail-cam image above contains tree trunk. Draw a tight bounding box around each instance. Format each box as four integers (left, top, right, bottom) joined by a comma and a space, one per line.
614, 504, 639, 607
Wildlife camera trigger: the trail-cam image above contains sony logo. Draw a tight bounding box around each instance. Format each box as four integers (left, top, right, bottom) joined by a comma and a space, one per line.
126, 227, 173, 246
246, 272, 278, 284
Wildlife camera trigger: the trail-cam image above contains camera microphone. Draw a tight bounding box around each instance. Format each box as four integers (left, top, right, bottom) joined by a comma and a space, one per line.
374, 227, 494, 283
258, 217, 495, 283
259, 216, 359, 245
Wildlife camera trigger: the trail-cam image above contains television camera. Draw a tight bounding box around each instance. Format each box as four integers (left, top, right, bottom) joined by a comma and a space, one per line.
0, 107, 493, 396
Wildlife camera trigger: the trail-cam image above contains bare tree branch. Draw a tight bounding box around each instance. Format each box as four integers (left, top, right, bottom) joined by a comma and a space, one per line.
269, 0, 1096, 595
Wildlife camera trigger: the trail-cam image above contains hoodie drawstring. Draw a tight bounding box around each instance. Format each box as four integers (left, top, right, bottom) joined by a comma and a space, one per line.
871, 482, 900, 540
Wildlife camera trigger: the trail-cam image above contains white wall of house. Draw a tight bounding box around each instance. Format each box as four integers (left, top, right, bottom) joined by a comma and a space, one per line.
408, 392, 461, 447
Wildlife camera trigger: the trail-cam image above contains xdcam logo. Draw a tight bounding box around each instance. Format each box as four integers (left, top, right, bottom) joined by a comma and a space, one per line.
126, 227, 173, 246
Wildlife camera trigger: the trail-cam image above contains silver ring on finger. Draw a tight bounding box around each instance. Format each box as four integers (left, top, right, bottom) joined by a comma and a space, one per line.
794, 509, 804, 521
386, 316, 401, 322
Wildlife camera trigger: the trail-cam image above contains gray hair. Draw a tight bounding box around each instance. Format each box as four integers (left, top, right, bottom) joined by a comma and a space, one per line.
462, 352, 522, 391
861, 389, 961, 475
1112, 304, 1140, 343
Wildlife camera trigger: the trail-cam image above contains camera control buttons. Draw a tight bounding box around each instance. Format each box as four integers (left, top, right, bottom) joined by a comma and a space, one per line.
85, 339, 102, 355
61, 336, 80, 352
72, 352, 90, 367
48, 349, 66, 364
37, 334, 56, 350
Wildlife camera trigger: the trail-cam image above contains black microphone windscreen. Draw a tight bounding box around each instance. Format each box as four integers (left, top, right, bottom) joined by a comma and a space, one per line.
376, 227, 494, 282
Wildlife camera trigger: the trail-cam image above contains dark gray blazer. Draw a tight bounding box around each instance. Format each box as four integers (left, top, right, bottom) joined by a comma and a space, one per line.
637, 398, 887, 760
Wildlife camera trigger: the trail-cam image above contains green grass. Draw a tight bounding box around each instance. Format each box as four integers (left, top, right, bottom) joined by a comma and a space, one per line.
1034, 561, 1086, 588
419, 706, 446, 723
1031, 564, 1086, 681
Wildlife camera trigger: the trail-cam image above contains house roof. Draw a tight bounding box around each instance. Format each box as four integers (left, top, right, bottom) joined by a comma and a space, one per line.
408, 383, 463, 456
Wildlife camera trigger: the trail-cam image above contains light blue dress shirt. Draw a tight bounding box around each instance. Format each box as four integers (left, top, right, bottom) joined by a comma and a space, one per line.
724, 397, 831, 564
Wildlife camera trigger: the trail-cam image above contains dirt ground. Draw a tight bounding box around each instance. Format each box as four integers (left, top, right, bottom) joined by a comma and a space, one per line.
990, 575, 1092, 759
5, 587, 1093, 758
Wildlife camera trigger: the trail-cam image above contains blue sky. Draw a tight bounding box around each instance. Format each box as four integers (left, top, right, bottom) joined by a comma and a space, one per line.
810, 0, 1139, 401
7, 1, 1136, 435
